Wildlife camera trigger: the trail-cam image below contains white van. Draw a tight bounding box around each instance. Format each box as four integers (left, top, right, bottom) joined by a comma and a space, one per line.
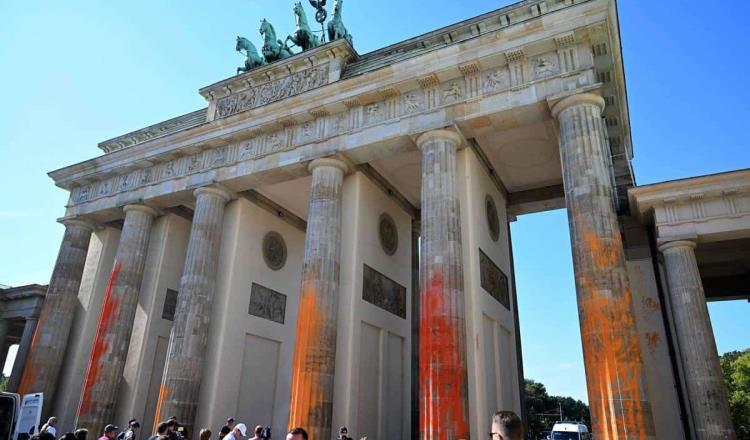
0, 392, 44, 440
0, 392, 20, 440
551, 422, 590, 440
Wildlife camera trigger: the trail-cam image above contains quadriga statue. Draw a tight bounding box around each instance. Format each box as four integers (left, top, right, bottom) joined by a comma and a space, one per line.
260, 19, 294, 63
286, 2, 321, 51
327, 0, 352, 46
236, 36, 265, 74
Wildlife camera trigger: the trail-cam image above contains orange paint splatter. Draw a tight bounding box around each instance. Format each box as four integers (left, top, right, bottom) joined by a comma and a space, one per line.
419, 271, 469, 440
644, 332, 660, 355
153, 383, 171, 432
78, 261, 122, 417
288, 282, 324, 431
642, 297, 659, 312
17, 321, 42, 395
575, 221, 653, 438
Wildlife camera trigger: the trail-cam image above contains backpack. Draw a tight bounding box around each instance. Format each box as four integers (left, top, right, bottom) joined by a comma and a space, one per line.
117, 431, 127, 440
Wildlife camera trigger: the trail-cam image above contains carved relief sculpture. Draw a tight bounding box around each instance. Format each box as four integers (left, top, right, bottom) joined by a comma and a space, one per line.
362, 264, 406, 318
215, 64, 329, 119
263, 231, 288, 270
378, 213, 398, 256
248, 283, 287, 324
479, 249, 510, 309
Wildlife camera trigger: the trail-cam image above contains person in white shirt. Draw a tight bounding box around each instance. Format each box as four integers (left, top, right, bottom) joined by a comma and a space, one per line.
41, 417, 58, 438
225, 423, 247, 440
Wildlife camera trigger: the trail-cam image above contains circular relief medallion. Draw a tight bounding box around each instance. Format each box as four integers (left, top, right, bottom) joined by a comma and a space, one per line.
378, 213, 398, 256
485, 195, 500, 242
262, 231, 287, 271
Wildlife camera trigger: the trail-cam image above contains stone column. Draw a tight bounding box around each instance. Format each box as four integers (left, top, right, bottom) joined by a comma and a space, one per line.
288, 158, 347, 440
154, 186, 231, 433
416, 129, 469, 440
17, 218, 94, 412
76, 204, 157, 434
551, 93, 655, 438
8, 318, 38, 391
659, 240, 736, 439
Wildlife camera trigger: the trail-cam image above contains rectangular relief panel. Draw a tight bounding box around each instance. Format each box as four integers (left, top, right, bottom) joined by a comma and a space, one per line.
248, 283, 287, 324
362, 264, 407, 319
238, 334, 281, 428
479, 249, 510, 309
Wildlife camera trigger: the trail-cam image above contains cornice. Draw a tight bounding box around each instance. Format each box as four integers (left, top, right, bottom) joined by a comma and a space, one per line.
50, 0, 620, 209
628, 168, 750, 218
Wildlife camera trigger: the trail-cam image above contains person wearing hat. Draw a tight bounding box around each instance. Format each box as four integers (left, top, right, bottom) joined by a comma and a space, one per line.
225, 423, 247, 440
98, 425, 119, 440
337, 427, 352, 440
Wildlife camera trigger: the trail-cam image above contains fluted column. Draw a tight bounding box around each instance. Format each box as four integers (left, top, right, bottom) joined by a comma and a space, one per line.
551, 93, 655, 438
288, 158, 347, 440
416, 129, 469, 440
76, 204, 157, 434
17, 218, 94, 412
154, 186, 231, 434
8, 318, 39, 391
659, 240, 736, 439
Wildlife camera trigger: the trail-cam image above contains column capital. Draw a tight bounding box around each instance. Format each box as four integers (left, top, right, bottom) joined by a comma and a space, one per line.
58, 217, 96, 231
550, 92, 605, 120
308, 157, 349, 174
194, 185, 232, 202
416, 128, 462, 150
658, 239, 697, 253
123, 204, 159, 217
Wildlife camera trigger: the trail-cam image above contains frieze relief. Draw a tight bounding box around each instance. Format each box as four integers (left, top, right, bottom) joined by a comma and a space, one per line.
248, 283, 287, 324
479, 249, 510, 310
362, 264, 406, 319
98, 109, 207, 153
533, 51, 560, 79
70, 47, 591, 206
215, 64, 330, 119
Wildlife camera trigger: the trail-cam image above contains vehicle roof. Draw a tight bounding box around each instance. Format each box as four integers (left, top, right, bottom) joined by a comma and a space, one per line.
552, 422, 589, 432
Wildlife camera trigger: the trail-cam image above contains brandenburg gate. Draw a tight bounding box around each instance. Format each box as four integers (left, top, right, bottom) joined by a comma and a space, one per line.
10, 0, 743, 438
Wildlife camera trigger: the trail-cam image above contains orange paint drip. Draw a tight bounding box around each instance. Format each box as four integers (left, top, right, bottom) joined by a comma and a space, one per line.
17, 309, 45, 395
78, 261, 122, 417
288, 282, 324, 430
576, 223, 651, 438
153, 383, 171, 432
419, 271, 469, 440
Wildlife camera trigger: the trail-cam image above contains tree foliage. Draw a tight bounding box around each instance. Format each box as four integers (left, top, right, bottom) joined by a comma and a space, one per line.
524, 379, 590, 439
721, 348, 750, 439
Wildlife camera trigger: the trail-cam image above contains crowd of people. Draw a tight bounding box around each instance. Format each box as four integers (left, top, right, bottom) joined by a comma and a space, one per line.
26, 409, 524, 440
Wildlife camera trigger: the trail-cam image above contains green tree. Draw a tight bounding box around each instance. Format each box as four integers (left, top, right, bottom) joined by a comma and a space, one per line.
0, 375, 7, 392
524, 379, 590, 439
721, 348, 750, 439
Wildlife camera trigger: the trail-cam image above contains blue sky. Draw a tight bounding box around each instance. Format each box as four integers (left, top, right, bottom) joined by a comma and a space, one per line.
1, 0, 748, 401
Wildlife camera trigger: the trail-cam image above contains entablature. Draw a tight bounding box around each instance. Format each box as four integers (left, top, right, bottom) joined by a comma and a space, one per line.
629, 169, 750, 244
50, 0, 630, 221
